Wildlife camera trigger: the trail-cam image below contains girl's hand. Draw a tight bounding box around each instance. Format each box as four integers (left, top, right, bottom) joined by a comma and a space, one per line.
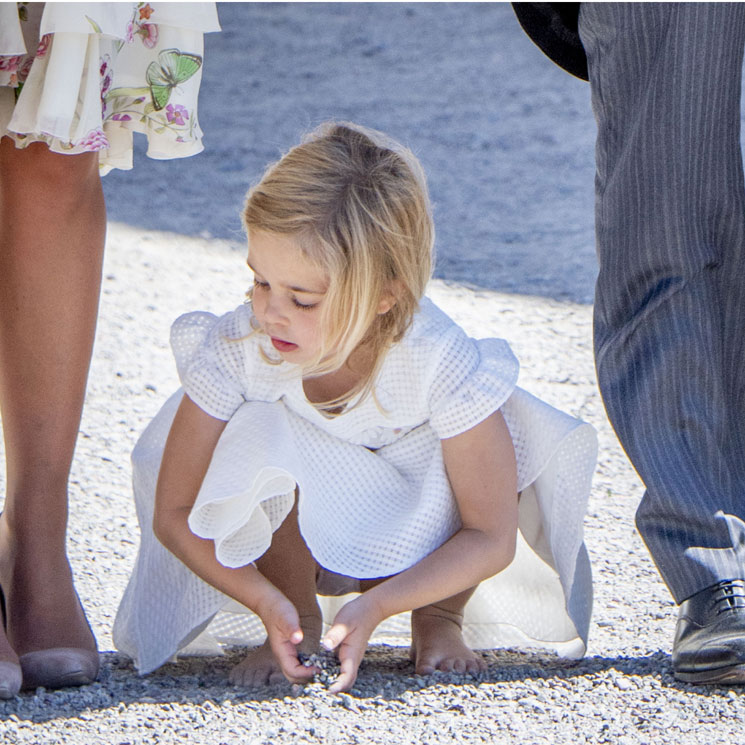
320, 594, 383, 693
258, 593, 317, 685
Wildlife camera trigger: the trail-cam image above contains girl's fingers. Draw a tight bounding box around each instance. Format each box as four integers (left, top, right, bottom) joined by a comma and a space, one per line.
265, 610, 316, 683
327, 651, 359, 693
321, 623, 348, 652
273, 639, 317, 683
268, 626, 302, 659
283, 657, 317, 683
266, 600, 303, 649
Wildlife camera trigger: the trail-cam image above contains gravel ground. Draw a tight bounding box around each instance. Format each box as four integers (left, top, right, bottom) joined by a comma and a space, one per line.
2, 3, 745, 743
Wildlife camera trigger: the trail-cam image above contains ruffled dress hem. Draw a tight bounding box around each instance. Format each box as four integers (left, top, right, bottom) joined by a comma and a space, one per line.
0, 2, 220, 173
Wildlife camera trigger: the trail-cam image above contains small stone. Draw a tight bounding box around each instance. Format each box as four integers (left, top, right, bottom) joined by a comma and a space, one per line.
298, 649, 342, 688
615, 677, 633, 691
338, 693, 361, 713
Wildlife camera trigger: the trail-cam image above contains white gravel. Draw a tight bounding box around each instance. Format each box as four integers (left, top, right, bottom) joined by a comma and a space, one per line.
1, 3, 744, 743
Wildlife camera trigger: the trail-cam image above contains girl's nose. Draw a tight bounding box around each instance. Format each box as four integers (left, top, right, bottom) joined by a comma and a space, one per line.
263, 295, 287, 325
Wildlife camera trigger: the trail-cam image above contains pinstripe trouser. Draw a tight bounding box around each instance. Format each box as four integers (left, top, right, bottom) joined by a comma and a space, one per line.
578, 2, 745, 603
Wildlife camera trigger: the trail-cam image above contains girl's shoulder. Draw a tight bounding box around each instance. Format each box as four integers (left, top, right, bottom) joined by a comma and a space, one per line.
405, 297, 461, 346
382, 297, 518, 395
399, 297, 486, 363
394, 298, 520, 439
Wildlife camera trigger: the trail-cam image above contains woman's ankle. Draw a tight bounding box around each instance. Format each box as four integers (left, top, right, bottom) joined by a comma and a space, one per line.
0, 497, 69, 551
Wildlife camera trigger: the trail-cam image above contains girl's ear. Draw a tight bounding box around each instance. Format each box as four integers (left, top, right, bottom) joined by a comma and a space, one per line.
377, 280, 402, 315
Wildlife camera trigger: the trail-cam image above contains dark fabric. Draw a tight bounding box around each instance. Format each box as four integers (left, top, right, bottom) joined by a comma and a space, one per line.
580, 2, 745, 602
512, 3, 588, 81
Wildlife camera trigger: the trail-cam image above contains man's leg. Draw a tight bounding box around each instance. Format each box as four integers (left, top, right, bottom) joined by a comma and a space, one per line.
579, 2, 745, 681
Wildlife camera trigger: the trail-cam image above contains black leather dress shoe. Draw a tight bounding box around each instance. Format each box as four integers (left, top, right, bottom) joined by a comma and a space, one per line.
672, 578, 745, 684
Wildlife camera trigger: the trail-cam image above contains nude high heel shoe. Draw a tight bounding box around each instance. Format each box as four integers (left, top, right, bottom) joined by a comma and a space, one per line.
20, 647, 99, 690
0, 582, 98, 691
0, 661, 21, 699
0, 588, 22, 699
18, 588, 100, 690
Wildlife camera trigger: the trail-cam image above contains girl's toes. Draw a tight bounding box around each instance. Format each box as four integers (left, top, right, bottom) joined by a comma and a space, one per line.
415, 651, 485, 676
267, 668, 287, 686
413, 654, 436, 675
436, 657, 453, 673
228, 666, 244, 686
229, 658, 274, 687
468, 655, 487, 674
228, 661, 251, 686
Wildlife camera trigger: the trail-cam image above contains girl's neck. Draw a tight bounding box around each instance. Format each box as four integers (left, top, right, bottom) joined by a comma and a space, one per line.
302, 343, 376, 406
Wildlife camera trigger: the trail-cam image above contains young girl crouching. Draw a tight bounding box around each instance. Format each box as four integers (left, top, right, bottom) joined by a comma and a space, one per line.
113, 122, 597, 693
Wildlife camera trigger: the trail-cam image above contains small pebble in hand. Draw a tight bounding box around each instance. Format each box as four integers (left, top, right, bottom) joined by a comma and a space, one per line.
298, 649, 341, 687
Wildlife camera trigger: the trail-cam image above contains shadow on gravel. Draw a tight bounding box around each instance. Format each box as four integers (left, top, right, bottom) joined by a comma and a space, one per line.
3, 646, 735, 723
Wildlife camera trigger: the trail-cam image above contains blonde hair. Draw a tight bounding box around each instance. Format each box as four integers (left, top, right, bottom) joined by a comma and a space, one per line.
242, 121, 435, 413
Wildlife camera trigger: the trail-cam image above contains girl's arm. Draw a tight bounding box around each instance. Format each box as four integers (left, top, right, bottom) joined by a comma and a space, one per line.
152, 394, 314, 684
369, 408, 519, 613
323, 409, 519, 690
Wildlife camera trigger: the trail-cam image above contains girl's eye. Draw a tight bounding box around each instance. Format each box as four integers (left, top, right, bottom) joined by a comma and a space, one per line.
252, 278, 317, 310
292, 297, 318, 310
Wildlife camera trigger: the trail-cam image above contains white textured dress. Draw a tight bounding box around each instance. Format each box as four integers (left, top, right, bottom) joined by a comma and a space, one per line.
113, 298, 598, 674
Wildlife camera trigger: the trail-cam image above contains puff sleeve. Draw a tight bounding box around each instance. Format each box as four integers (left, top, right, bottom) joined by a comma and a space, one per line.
426, 325, 520, 439
170, 307, 253, 421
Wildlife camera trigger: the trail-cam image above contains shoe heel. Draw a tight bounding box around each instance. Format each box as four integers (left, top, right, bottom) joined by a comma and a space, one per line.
0, 586, 22, 698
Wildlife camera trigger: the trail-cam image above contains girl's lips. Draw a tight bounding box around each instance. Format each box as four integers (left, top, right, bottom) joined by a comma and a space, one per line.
271, 337, 298, 353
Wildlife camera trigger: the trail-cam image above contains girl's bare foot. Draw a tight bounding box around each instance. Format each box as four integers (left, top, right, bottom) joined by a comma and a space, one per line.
410, 605, 486, 676
229, 613, 323, 687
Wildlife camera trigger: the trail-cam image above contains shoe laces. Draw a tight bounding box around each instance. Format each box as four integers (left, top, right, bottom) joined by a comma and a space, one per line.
711, 579, 745, 614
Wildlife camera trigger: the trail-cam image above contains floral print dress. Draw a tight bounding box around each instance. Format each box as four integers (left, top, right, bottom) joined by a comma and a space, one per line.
0, 2, 220, 173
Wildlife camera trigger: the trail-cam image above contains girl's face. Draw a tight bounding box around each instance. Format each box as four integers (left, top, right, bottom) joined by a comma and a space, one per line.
247, 230, 329, 366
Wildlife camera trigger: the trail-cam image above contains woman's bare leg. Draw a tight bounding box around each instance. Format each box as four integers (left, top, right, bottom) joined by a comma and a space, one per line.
230, 497, 322, 686
0, 138, 105, 687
